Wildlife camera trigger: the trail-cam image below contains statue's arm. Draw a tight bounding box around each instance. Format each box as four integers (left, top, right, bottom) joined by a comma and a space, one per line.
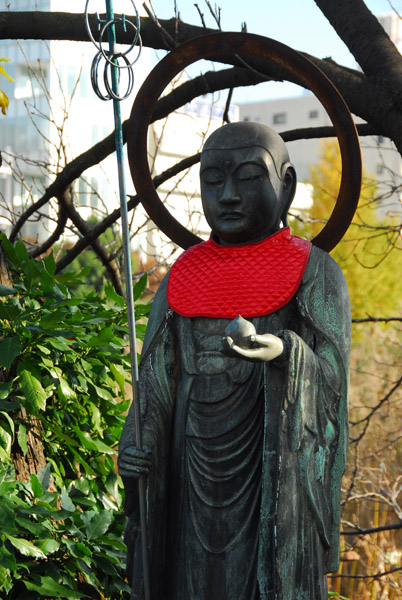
118, 276, 177, 509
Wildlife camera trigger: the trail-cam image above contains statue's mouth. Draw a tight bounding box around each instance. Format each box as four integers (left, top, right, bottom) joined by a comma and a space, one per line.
220, 211, 243, 220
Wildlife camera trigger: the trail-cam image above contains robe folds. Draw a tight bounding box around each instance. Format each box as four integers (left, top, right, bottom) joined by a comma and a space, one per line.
119, 244, 351, 600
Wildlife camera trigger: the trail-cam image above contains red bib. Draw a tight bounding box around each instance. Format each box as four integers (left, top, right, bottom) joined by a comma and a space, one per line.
167, 227, 311, 318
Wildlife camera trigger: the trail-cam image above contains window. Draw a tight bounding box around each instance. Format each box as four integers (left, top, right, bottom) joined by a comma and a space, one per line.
377, 164, 384, 175
273, 113, 287, 125
14, 64, 46, 99
309, 110, 319, 119
90, 178, 100, 209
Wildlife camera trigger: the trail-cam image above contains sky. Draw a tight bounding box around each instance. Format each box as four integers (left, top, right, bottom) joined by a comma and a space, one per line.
149, 0, 402, 102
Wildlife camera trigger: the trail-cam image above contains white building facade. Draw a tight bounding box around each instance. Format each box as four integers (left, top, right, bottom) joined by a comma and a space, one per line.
238, 14, 402, 220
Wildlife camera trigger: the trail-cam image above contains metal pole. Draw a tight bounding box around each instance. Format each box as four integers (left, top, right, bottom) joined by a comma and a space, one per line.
103, 2, 151, 598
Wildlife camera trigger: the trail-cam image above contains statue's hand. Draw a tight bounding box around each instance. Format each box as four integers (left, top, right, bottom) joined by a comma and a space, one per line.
224, 333, 284, 362
118, 446, 152, 480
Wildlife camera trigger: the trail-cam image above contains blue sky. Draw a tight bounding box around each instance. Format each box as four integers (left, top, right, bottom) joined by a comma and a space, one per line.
149, 0, 402, 101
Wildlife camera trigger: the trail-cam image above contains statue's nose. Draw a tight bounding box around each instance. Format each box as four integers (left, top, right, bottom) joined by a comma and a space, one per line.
220, 177, 241, 203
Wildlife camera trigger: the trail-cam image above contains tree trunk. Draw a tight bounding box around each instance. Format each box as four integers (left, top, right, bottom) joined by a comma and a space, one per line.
0, 242, 48, 482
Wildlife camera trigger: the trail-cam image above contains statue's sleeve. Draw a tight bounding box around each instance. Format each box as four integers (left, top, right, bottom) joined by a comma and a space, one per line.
118, 275, 177, 596
281, 247, 350, 575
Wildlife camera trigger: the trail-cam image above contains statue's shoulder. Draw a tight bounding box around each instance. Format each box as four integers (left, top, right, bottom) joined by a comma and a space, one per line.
141, 274, 170, 359
298, 245, 350, 336
303, 245, 347, 288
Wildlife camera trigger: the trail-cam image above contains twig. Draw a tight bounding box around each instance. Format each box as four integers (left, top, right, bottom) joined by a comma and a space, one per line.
341, 520, 402, 535
222, 87, 233, 124
352, 316, 402, 323
204, 1, 221, 29
329, 566, 401, 579
194, 3, 206, 28
350, 375, 402, 426
143, 2, 177, 49
30, 200, 68, 258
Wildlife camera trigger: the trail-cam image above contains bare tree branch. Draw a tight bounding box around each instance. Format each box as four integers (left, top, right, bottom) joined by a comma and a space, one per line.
352, 316, 402, 323
341, 521, 402, 535
57, 187, 124, 295
350, 375, 402, 426
329, 566, 401, 579
54, 153, 200, 272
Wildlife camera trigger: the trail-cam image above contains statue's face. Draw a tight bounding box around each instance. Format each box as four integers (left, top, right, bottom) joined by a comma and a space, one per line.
200, 146, 287, 244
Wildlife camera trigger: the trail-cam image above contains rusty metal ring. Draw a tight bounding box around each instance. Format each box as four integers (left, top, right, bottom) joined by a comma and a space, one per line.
127, 32, 361, 251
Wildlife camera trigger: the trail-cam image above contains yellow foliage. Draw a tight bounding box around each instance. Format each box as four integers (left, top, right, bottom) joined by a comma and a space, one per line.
0, 89, 9, 115
0, 58, 13, 115
307, 139, 402, 318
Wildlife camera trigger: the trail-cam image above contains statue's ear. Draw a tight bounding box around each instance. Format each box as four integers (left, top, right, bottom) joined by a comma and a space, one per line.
280, 164, 297, 227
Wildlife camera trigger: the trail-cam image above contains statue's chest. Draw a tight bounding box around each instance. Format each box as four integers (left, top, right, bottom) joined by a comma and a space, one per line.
179, 317, 263, 440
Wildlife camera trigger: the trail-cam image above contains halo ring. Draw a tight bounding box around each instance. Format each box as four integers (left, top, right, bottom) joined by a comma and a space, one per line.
127, 32, 362, 251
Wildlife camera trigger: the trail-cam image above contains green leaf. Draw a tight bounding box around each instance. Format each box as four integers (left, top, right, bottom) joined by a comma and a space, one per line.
71, 426, 115, 455
88, 402, 101, 436
89, 383, 114, 401
42, 252, 56, 276
0, 399, 20, 411
0, 412, 13, 456
105, 284, 125, 307
109, 363, 126, 398
60, 487, 75, 512
72, 541, 92, 557
35, 538, 60, 554
134, 272, 147, 301
24, 575, 87, 598
0, 381, 12, 400
0, 444, 11, 464
36, 343, 51, 355
87, 327, 114, 347
82, 509, 112, 540
6, 535, 46, 558
17, 424, 27, 456
46, 336, 72, 351
0, 304, 21, 321
0, 336, 21, 368
0, 234, 16, 263
19, 369, 47, 411
14, 239, 29, 263
0, 283, 17, 296
30, 473, 44, 498
37, 462, 51, 492
57, 376, 76, 401
0, 564, 11, 591
17, 517, 49, 536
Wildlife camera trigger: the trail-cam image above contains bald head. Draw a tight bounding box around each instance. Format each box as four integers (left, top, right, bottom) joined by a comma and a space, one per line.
202, 122, 291, 181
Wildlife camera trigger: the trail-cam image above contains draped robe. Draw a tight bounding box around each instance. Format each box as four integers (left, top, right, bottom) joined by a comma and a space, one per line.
119, 244, 351, 600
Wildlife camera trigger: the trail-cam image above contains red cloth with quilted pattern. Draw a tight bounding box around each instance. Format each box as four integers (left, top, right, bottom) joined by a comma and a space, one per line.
167, 227, 312, 318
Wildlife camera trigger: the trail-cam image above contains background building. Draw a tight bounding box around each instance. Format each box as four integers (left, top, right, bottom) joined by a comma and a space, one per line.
238, 13, 402, 220
0, 0, 152, 244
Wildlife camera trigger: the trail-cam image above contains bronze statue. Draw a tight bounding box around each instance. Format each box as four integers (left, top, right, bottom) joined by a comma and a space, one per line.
118, 122, 351, 600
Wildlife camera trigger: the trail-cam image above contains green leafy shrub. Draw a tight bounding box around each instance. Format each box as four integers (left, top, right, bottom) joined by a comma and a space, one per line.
0, 234, 150, 599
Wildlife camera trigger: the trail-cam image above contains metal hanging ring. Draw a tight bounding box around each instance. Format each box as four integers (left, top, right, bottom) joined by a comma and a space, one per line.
91, 50, 112, 100
127, 32, 362, 252
103, 53, 135, 100
99, 18, 142, 68
85, 0, 141, 53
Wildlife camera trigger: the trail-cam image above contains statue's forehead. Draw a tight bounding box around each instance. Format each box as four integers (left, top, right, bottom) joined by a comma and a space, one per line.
200, 145, 274, 170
